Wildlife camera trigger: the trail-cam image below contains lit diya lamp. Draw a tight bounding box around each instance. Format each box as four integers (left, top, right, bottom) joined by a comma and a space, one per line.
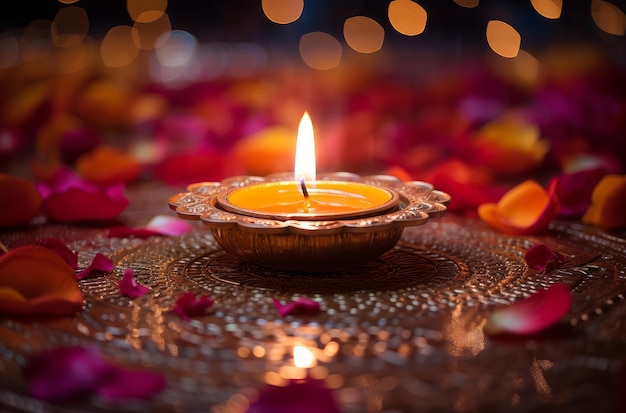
169, 112, 450, 271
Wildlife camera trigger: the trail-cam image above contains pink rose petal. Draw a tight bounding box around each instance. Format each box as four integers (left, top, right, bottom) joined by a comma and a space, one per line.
37, 167, 129, 223
96, 367, 166, 401
106, 227, 161, 239
76, 253, 114, 280
118, 268, 149, 298
24, 346, 113, 402
272, 297, 321, 317
107, 215, 193, 239
144, 215, 194, 236
484, 283, 572, 336
248, 377, 340, 413
524, 244, 567, 272
23, 346, 165, 402
37, 237, 78, 269
172, 291, 214, 320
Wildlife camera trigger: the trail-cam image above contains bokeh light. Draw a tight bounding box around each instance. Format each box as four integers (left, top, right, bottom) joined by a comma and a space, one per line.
299, 31, 342, 70
388, 0, 427, 36
343, 16, 384, 54
51, 6, 89, 48
530, 0, 562, 19
100, 25, 140, 68
58, 0, 80, 3
131, 13, 172, 50
262, 0, 304, 24
55, 39, 95, 74
127, 0, 168, 23
0, 35, 19, 69
591, 0, 626, 36
20, 20, 53, 61
453, 0, 479, 7
486, 20, 521, 58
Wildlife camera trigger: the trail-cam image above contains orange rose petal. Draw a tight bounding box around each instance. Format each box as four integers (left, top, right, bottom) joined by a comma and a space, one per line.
0, 245, 83, 316
76, 146, 142, 185
582, 174, 626, 229
0, 174, 42, 228
478, 180, 558, 235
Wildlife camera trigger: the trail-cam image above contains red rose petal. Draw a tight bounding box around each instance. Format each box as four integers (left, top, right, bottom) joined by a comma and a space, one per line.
524, 244, 567, 272
484, 283, 572, 336
37, 237, 79, 269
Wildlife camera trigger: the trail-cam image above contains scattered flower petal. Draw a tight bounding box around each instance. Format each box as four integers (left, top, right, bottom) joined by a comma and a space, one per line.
582, 174, 626, 229
248, 377, 340, 413
37, 237, 78, 269
173, 291, 214, 320
478, 179, 560, 235
118, 268, 149, 298
24, 346, 113, 402
0, 245, 83, 316
0, 174, 42, 228
272, 297, 321, 317
76, 253, 114, 280
144, 215, 194, 236
473, 116, 549, 175
525, 244, 567, 272
37, 168, 129, 223
95, 367, 166, 401
23, 346, 165, 402
75, 145, 142, 186
483, 283, 572, 336
107, 215, 194, 239
553, 166, 606, 218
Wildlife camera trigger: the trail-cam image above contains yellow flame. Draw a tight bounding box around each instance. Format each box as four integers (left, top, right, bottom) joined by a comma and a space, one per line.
294, 112, 316, 183
293, 345, 317, 368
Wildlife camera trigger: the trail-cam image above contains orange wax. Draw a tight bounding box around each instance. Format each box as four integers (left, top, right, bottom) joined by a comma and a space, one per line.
224, 181, 397, 220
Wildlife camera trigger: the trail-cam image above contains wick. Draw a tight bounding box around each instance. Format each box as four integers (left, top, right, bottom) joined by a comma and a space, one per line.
299, 177, 311, 212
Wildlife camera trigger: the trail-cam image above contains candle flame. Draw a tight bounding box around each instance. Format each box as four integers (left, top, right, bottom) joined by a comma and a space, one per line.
294, 112, 316, 184
293, 345, 317, 368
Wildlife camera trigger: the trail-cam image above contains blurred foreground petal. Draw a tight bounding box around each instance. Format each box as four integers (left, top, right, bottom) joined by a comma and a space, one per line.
484, 283, 571, 336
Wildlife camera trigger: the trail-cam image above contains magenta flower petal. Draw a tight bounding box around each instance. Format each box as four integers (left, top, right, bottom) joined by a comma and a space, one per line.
106, 227, 161, 239
37, 237, 79, 269
248, 377, 340, 413
272, 297, 321, 317
524, 244, 567, 272
173, 291, 214, 320
23, 346, 166, 402
554, 167, 607, 218
23, 346, 113, 402
118, 268, 149, 298
76, 253, 115, 280
144, 215, 194, 236
106, 215, 193, 239
96, 367, 166, 401
38, 168, 129, 223
484, 283, 572, 336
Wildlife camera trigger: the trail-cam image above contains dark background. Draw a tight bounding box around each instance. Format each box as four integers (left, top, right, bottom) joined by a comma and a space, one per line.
0, 1, 624, 58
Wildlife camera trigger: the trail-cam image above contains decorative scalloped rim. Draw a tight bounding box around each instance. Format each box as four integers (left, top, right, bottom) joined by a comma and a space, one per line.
168, 173, 451, 235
